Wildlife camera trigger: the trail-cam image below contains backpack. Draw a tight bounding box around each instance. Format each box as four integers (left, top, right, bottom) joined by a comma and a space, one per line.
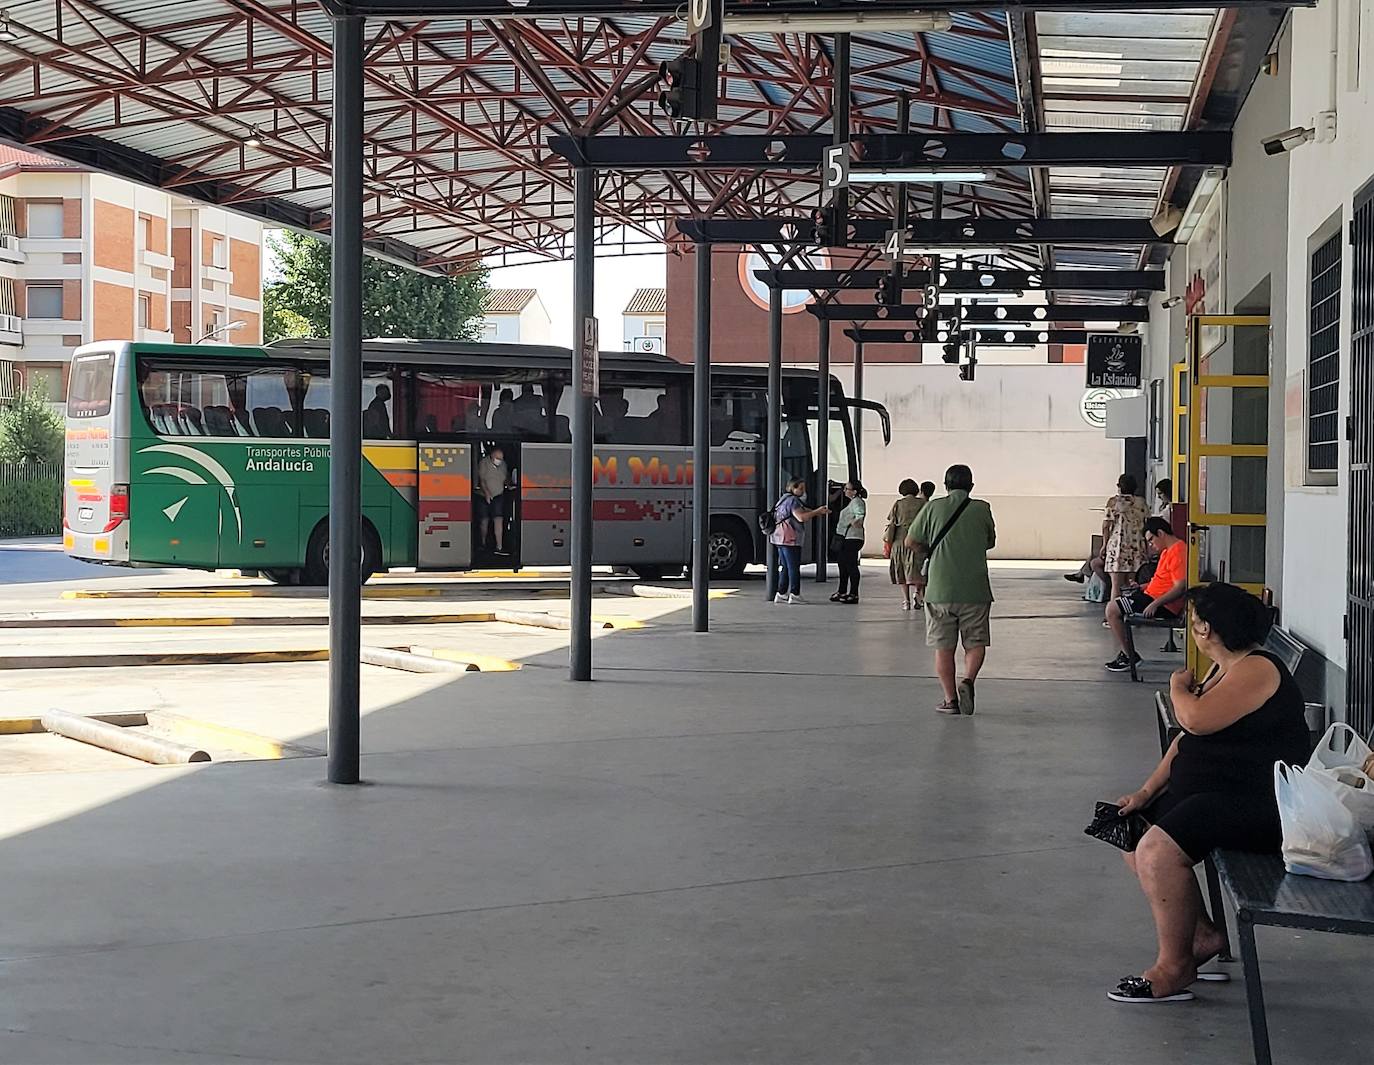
757, 495, 787, 535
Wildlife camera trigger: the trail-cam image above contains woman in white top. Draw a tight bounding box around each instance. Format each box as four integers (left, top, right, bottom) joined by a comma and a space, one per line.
830, 480, 868, 604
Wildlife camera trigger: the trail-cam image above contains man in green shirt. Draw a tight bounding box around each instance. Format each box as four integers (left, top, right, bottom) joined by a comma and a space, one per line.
905, 464, 996, 716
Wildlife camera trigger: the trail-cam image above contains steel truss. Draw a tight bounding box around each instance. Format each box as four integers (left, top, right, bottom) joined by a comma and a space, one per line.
0, 0, 1037, 270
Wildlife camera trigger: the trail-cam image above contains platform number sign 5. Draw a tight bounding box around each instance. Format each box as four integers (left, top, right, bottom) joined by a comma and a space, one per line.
822, 145, 849, 203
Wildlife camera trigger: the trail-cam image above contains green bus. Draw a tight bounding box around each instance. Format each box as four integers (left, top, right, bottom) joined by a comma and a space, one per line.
63, 339, 887, 582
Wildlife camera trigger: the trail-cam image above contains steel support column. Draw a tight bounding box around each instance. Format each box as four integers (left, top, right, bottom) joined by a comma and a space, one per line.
853, 340, 864, 474
570, 167, 594, 680
816, 315, 830, 584
692, 242, 712, 630
327, 13, 364, 785
764, 286, 783, 602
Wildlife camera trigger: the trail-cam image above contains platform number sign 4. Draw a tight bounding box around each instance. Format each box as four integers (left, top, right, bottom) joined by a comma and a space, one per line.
884, 229, 907, 262
822, 145, 849, 204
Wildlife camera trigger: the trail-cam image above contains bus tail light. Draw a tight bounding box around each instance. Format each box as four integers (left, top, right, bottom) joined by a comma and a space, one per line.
103, 484, 129, 532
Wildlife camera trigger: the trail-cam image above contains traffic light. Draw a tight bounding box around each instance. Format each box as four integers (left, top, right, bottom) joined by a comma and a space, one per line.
811, 207, 833, 248
941, 336, 961, 363
876, 272, 899, 307
658, 57, 703, 120
959, 359, 977, 382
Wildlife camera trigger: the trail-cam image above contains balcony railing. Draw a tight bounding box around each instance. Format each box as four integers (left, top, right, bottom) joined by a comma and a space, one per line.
0, 313, 21, 338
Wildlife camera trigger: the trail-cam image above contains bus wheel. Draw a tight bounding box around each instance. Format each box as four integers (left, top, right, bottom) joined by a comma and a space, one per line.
708, 519, 750, 580
260, 568, 301, 586
304, 521, 381, 586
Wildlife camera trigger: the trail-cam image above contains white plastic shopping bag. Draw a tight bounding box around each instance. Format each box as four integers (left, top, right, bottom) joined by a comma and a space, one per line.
1275, 762, 1374, 881
1305, 724, 1374, 834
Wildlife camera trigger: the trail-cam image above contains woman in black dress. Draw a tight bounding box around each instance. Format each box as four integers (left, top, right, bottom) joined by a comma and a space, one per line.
1108, 583, 1311, 1004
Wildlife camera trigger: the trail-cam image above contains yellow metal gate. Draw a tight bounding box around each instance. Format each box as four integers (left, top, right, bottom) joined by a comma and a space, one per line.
1185, 314, 1272, 673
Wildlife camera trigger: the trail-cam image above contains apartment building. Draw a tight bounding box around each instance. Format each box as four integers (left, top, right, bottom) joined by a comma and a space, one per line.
0, 147, 263, 405
478, 287, 552, 344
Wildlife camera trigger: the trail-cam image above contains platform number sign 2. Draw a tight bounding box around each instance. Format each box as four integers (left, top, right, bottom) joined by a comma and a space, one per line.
822, 145, 849, 204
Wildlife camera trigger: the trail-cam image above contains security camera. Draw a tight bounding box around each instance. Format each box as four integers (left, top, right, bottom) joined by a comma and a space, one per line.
1161, 295, 1183, 309
1261, 126, 1314, 156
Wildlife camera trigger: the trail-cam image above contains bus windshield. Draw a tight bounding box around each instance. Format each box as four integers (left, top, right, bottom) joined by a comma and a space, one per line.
68, 350, 114, 420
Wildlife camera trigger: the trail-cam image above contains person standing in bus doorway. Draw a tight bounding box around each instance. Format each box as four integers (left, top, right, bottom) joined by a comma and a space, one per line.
831, 480, 868, 604
771, 478, 829, 604
476, 445, 511, 557
906, 465, 996, 715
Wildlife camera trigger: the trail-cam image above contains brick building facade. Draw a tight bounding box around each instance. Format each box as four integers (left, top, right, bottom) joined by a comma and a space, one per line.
0, 147, 263, 406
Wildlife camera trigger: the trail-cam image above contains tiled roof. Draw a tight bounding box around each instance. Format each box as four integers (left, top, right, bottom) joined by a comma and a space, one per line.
0, 145, 80, 175
482, 288, 539, 314
623, 288, 666, 316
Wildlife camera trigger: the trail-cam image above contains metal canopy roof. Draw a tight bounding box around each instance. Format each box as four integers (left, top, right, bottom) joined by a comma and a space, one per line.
0, 0, 1296, 301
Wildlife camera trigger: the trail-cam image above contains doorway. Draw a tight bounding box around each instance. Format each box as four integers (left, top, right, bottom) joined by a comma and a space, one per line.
472, 438, 521, 569
1348, 182, 1374, 738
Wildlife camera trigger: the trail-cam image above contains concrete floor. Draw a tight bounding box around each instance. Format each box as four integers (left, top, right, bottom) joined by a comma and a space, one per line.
1, 565, 1370, 1064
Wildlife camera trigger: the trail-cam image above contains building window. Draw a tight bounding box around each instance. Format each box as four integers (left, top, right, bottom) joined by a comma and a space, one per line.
25, 201, 63, 238
25, 284, 63, 319
1308, 229, 1342, 480
209, 236, 226, 269
26, 365, 64, 402
138, 294, 152, 329
644, 320, 666, 339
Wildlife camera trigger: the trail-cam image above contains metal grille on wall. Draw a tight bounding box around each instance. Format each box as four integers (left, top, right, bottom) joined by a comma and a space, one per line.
1348, 183, 1374, 740
1310, 231, 1343, 476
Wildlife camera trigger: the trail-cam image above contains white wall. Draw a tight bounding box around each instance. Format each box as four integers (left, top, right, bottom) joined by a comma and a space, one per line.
519, 297, 552, 344
838, 363, 1124, 559
1280, 0, 1373, 669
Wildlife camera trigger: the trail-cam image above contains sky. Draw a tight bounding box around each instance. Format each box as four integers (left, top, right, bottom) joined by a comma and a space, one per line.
488, 253, 666, 342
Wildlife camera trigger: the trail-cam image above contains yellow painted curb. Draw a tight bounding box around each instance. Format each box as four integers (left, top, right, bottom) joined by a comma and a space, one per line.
62, 589, 259, 599
0, 649, 331, 670
0, 711, 147, 735
405, 646, 521, 672
592, 615, 646, 630
146, 711, 320, 760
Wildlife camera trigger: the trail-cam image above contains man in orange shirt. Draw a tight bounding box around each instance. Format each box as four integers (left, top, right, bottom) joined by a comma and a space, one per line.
1105, 517, 1187, 672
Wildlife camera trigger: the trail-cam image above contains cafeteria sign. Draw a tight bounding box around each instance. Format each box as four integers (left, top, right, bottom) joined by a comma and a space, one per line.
1086, 333, 1142, 390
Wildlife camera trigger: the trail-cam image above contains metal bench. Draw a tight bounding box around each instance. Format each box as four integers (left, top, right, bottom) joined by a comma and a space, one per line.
1148, 626, 1320, 968
1213, 849, 1374, 1065
1123, 612, 1184, 681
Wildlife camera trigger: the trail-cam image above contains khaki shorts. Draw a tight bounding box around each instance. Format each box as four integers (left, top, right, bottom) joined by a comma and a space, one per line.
924, 602, 992, 650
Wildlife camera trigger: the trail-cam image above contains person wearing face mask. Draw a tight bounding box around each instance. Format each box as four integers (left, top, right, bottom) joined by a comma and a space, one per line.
476, 444, 511, 557
769, 478, 829, 604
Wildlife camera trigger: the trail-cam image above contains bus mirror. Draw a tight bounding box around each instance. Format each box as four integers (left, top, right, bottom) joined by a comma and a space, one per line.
841, 399, 892, 447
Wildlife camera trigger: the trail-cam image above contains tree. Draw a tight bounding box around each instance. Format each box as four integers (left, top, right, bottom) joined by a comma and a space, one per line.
263, 230, 489, 343
0, 382, 64, 466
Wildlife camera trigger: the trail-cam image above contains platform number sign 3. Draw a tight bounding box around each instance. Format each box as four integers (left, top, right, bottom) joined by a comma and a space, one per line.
822, 145, 849, 204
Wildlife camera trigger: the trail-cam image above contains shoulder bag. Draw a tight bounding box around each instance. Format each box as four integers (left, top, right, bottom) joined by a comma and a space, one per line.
918, 497, 973, 580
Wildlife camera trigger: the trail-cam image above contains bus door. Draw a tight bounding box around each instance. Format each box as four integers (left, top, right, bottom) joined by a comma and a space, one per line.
471, 438, 521, 569
417, 442, 473, 571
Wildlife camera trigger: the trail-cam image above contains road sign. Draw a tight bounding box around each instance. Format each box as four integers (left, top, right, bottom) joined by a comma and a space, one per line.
1086, 332, 1142, 389
821, 144, 849, 202
580, 316, 600, 397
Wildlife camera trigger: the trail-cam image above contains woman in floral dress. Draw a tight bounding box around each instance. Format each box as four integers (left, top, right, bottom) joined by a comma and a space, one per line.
1101, 474, 1149, 612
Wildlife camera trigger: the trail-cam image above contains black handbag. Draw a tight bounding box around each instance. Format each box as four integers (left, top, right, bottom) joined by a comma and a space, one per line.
1083, 801, 1149, 852
829, 533, 846, 555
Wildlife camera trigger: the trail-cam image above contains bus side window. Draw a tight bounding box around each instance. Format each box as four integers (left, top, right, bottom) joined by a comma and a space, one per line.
417, 373, 483, 436
593, 380, 685, 446
709, 387, 765, 446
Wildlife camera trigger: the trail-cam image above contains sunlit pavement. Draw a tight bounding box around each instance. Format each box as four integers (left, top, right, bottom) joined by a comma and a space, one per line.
0, 558, 1369, 1064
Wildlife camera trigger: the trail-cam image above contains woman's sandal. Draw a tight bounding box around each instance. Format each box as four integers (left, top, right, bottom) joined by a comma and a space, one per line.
829, 593, 844, 603
1106, 976, 1195, 1004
